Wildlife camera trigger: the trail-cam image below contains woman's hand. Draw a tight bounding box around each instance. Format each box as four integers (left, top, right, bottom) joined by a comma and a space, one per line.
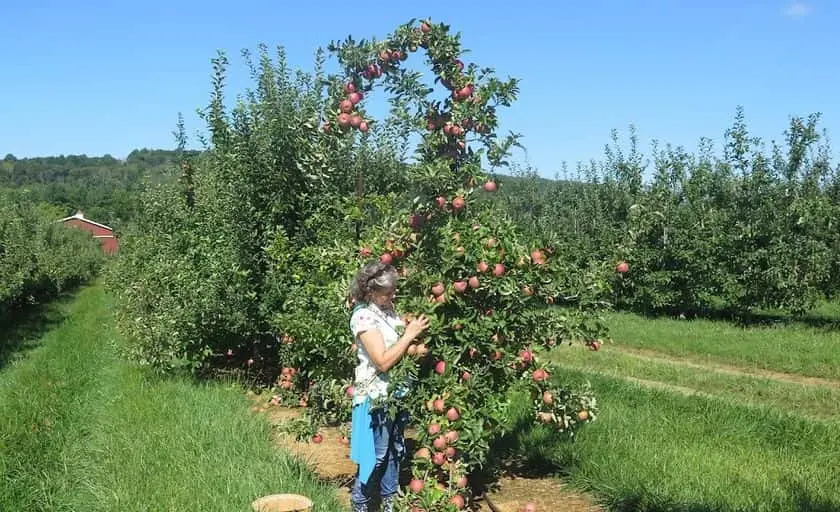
404, 314, 430, 341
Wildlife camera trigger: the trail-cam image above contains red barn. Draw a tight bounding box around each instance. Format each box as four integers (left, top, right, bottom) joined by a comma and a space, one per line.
59, 211, 119, 255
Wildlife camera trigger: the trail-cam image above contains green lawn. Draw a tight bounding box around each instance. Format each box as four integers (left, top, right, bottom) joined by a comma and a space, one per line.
602, 310, 840, 380
513, 308, 840, 511
0, 283, 345, 512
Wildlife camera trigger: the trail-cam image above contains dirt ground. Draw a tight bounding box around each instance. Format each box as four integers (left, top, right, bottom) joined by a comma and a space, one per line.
249, 395, 604, 512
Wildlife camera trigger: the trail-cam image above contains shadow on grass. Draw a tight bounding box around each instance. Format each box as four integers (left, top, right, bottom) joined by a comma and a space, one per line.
625, 304, 840, 332
0, 290, 77, 370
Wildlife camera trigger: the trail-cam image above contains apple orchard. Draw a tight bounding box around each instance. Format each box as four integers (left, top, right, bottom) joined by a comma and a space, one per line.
261, 19, 625, 512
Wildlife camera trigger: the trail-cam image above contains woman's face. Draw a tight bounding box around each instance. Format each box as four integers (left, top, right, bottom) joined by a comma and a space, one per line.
369, 285, 396, 309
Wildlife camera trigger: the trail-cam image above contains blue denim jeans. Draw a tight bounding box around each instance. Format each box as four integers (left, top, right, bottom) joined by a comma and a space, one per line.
351, 407, 410, 505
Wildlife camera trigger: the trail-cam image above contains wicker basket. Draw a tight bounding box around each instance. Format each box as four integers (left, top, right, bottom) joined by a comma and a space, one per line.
251, 494, 313, 512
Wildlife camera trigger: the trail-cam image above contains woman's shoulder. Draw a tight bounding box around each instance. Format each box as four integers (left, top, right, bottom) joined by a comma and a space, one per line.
350, 304, 379, 334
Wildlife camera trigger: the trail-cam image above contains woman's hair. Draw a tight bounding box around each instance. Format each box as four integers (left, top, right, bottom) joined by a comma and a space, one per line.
348, 261, 398, 304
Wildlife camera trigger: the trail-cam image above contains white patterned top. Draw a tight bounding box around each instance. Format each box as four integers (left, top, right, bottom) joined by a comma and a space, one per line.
350, 302, 404, 405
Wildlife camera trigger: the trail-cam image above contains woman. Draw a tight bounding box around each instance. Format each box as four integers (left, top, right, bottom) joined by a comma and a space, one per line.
347, 261, 429, 512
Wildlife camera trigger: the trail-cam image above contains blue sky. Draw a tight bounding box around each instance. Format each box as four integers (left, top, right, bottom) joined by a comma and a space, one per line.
1, 1, 837, 178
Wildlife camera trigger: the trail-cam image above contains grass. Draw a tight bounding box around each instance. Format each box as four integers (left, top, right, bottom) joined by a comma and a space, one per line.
603, 310, 840, 380
551, 346, 840, 420
508, 371, 840, 512
502, 306, 840, 511
0, 282, 345, 512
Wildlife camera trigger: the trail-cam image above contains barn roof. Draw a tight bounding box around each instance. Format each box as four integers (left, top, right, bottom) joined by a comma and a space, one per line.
59, 211, 113, 232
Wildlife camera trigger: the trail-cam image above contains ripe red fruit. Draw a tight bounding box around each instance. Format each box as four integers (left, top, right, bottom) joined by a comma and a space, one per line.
434, 294, 446, 303
461, 371, 471, 381
616, 261, 629, 273
409, 479, 424, 493
380, 253, 393, 264
350, 114, 362, 128
420, 21, 432, 33
524, 502, 537, 512
477, 261, 489, 273
433, 435, 448, 450
428, 423, 441, 436
450, 495, 465, 510
532, 368, 549, 382
520, 350, 534, 363
456, 85, 472, 100
451, 197, 466, 211
392, 49, 404, 61
435, 196, 446, 208
339, 99, 353, 113
483, 180, 497, 192
493, 263, 506, 277
431, 282, 445, 296
346, 385, 354, 397
280, 380, 293, 390
408, 214, 425, 230
468, 276, 480, 289
453, 280, 467, 293
312, 434, 323, 444
531, 249, 546, 264
337, 113, 351, 127
434, 360, 446, 375
542, 391, 553, 404
348, 92, 363, 105
446, 407, 460, 421
359, 121, 369, 133
432, 452, 446, 466
344, 82, 356, 94
445, 446, 456, 458
445, 430, 459, 443
433, 399, 446, 412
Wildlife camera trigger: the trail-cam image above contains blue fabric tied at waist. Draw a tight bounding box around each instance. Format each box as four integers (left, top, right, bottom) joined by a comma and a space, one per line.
350, 397, 376, 485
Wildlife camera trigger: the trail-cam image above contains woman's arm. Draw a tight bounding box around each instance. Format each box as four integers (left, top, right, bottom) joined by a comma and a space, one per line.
359, 316, 429, 373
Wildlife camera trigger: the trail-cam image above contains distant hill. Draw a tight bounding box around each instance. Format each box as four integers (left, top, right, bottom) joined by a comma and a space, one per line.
0, 149, 194, 228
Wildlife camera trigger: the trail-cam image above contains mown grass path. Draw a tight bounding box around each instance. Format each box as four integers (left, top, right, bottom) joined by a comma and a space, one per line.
0, 283, 345, 512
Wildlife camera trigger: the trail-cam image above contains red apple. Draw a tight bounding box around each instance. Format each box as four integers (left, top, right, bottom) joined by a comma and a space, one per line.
359, 121, 369, 133
348, 91, 363, 105
461, 371, 471, 381
435, 196, 446, 208
483, 180, 497, 192
433, 399, 446, 412
350, 114, 362, 128
445, 446, 456, 458
451, 197, 466, 211
477, 261, 489, 273
520, 350, 533, 363
346, 385, 354, 397
312, 433, 323, 444
450, 495, 465, 510
453, 280, 468, 293
616, 261, 629, 273
434, 360, 446, 375
344, 82, 356, 94
409, 479, 424, 493
339, 99, 353, 113
468, 276, 480, 289
427, 423, 441, 436
532, 368, 549, 382
524, 502, 537, 512
456, 475, 468, 488
531, 250, 546, 264
446, 407, 460, 421
420, 21, 432, 33
432, 452, 446, 466
493, 263, 506, 277
445, 430, 459, 443
433, 435, 448, 450
542, 391, 553, 404
431, 282, 445, 296
380, 253, 393, 264
338, 113, 350, 127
